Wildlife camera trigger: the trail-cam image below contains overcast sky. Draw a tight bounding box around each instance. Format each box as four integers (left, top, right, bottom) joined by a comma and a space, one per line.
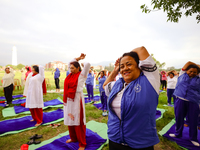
0, 0, 199, 69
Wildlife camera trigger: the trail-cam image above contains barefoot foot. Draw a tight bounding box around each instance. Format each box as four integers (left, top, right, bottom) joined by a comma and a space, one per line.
66, 139, 73, 143
78, 147, 85, 150
35, 122, 42, 127
30, 119, 35, 122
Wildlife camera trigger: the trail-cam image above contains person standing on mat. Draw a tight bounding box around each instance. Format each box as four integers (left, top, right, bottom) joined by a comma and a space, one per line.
166, 70, 178, 105
54, 68, 60, 93
24, 65, 45, 127
2, 66, 15, 107
96, 71, 108, 116
169, 61, 200, 146
103, 46, 160, 150
63, 53, 90, 150
85, 68, 94, 101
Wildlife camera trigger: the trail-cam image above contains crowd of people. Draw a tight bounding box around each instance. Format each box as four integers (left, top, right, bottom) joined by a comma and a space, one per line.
1, 46, 200, 150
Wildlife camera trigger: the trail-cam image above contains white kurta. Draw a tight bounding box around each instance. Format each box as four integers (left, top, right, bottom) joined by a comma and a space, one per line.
64, 59, 90, 126
25, 66, 45, 108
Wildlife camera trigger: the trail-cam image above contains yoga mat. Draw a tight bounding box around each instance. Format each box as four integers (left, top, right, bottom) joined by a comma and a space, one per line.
29, 120, 108, 150
0, 94, 24, 100
159, 119, 200, 150
36, 128, 106, 150
93, 101, 103, 110
0, 98, 26, 107
14, 99, 63, 114
163, 104, 174, 107
2, 97, 63, 117
159, 90, 166, 93
0, 109, 64, 136
84, 95, 100, 101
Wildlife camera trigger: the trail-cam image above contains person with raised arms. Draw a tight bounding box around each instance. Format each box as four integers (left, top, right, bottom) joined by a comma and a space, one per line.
2, 66, 15, 107
96, 70, 108, 116
166, 70, 178, 105
24, 65, 45, 127
103, 46, 160, 150
63, 53, 90, 150
169, 61, 200, 146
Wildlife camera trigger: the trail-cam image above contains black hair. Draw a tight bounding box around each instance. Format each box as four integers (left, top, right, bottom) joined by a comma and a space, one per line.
100, 70, 105, 76
119, 51, 139, 71
70, 62, 81, 71
32, 65, 39, 73
168, 72, 174, 77
26, 67, 30, 71
186, 64, 200, 74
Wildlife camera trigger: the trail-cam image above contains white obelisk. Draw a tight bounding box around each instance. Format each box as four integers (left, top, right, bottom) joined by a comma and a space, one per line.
12, 46, 17, 66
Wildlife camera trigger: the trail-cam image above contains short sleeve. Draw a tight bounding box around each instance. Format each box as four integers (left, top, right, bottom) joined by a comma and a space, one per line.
105, 81, 115, 97
139, 56, 160, 95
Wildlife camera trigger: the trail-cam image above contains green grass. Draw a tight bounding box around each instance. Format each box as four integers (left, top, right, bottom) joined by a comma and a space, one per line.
0, 71, 184, 150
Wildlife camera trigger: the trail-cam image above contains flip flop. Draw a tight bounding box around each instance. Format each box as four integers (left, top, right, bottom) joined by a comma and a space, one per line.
47, 124, 54, 127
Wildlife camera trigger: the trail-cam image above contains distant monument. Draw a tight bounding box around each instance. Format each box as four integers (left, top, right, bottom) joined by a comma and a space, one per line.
12, 46, 17, 66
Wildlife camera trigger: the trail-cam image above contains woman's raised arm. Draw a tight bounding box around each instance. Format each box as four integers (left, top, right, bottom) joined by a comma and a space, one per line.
132, 46, 150, 61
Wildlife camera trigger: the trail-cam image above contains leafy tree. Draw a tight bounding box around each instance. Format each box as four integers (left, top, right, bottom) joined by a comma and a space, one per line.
0, 65, 2, 68
17, 64, 25, 70
166, 66, 175, 71
141, 0, 200, 23
6, 64, 17, 70
151, 54, 166, 69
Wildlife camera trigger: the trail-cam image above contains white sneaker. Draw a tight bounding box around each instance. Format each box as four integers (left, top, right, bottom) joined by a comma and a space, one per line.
169, 134, 176, 137
191, 141, 200, 146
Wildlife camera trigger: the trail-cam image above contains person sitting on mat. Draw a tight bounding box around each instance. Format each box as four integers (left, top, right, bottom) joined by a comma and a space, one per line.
24, 65, 45, 127
2, 66, 15, 107
166, 70, 178, 105
96, 70, 108, 116
169, 61, 200, 146
85, 68, 94, 101
103, 46, 160, 150
63, 53, 90, 150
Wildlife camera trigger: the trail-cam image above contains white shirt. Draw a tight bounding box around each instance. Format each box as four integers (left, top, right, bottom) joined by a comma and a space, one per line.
167, 76, 178, 89
25, 66, 45, 108
105, 56, 160, 119
64, 59, 91, 126
2, 68, 15, 88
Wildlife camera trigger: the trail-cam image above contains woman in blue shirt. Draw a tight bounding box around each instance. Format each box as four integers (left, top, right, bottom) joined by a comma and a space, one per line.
96, 71, 108, 116
85, 69, 94, 101
54, 68, 60, 93
103, 46, 160, 150
169, 61, 200, 146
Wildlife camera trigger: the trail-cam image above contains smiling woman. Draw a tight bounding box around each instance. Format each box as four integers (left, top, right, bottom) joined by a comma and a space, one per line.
103, 46, 160, 150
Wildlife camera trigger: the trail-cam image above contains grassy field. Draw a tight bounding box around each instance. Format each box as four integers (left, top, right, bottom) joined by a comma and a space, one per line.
0, 71, 183, 150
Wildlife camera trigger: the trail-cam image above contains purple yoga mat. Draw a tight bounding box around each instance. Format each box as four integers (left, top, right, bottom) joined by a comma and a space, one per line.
36, 128, 107, 150
0, 109, 63, 135
14, 99, 63, 114
163, 121, 200, 150
0, 95, 23, 100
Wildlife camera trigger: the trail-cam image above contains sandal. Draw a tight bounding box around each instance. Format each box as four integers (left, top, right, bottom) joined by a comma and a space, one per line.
29, 134, 43, 140
52, 124, 61, 128
47, 124, 54, 127
26, 139, 41, 145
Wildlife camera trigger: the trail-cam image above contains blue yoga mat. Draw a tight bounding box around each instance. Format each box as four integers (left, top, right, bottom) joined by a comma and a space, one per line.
163, 121, 200, 150
14, 99, 63, 114
0, 95, 23, 100
84, 96, 100, 101
36, 128, 107, 150
93, 103, 103, 110
0, 109, 63, 135
0, 98, 26, 107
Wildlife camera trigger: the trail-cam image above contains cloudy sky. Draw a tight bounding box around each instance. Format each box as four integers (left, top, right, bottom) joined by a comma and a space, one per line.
0, 0, 199, 69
